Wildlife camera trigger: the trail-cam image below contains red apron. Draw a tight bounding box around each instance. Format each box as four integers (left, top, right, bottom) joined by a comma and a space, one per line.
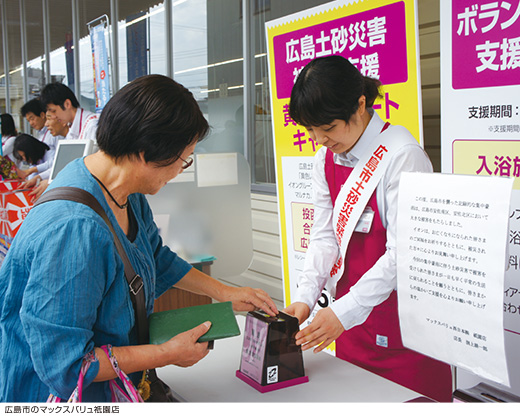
324, 140, 452, 402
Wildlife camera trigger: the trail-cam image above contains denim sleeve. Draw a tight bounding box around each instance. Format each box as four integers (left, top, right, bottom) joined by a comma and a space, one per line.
20, 216, 116, 398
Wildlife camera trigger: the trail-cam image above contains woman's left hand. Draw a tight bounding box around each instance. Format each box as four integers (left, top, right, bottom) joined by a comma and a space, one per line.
221, 286, 278, 316
295, 307, 344, 353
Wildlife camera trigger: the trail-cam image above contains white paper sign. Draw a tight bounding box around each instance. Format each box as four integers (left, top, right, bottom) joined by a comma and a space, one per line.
281, 156, 315, 308
397, 172, 513, 386
196, 153, 238, 188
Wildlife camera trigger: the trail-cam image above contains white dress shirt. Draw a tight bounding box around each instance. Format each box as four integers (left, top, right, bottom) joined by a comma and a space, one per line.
28, 150, 54, 181
66, 108, 98, 141
292, 111, 433, 331
2, 135, 16, 161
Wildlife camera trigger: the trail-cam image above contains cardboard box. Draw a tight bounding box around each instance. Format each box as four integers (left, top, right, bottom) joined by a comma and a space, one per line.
0, 180, 24, 193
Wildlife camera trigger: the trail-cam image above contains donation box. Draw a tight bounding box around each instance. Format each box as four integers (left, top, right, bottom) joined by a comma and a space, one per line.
236, 311, 308, 393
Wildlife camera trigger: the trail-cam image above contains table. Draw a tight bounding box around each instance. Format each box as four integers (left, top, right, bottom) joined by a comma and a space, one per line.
157, 315, 421, 402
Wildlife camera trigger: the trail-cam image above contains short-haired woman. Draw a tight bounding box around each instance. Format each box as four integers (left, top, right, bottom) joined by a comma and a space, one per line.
0, 75, 278, 402
13, 133, 51, 182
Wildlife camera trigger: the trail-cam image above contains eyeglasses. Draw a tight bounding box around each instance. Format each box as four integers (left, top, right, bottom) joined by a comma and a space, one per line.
180, 156, 194, 170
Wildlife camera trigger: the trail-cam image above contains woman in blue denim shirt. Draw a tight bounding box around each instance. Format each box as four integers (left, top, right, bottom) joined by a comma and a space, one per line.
0, 75, 278, 402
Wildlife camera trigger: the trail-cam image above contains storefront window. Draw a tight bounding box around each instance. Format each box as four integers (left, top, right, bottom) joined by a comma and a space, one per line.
48, 0, 73, 89
4, 0, 22, 128
251, 0, 328, 187
118, 1, 167, 87
149, 3, 167, 76
172, 0, 208, 101
0, 14, 5, 114
173, 0, 243, 156
25, 1, 46, 103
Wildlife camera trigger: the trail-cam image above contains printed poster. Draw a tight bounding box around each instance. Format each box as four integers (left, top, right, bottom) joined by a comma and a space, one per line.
89, 18, 111, 114
265, 0, 423, 353
397, 172, 512, 386
440, 0, 520, 395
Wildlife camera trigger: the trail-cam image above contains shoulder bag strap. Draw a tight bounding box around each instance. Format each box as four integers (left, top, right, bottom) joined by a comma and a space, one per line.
34, 187, 149, 345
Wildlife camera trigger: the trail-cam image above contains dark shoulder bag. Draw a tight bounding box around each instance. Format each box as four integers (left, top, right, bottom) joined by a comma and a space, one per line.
35, 187, 178, 402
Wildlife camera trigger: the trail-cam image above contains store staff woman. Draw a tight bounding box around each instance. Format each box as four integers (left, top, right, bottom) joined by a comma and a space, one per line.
284, 56, 451, 401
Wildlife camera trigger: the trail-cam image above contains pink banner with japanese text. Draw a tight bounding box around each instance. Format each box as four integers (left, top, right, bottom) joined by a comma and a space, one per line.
272, 1, 408, 99
451, 0, 520, 89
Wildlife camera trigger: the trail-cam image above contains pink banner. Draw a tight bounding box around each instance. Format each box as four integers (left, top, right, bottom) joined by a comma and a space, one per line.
272, 1, 408, 99
452, 0, 520, 89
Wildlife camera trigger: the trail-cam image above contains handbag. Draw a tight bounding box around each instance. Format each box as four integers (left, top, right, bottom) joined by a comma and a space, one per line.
0, 155, 19, 180
47, 346, 143, 403
36, 186, 178, 402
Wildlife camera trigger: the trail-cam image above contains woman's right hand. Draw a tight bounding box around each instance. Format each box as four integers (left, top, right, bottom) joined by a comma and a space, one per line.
283, 302, 311, 325
159, 321, 212, 368
20, 175, 39, 189
94, 322, 213, 382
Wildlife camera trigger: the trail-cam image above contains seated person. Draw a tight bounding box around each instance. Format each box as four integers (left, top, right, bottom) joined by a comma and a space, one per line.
45, 111, 69, 139
21, 112, 70, 196
1, 113, 19, 163
13, 134, 51, 182
21, 98, 57, 152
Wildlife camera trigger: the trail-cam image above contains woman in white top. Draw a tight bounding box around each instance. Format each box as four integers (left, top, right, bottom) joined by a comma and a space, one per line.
13, 134, 51, 181
284, 55, 451, 401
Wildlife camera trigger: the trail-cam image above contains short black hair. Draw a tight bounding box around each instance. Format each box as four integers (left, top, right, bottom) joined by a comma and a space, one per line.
21, 99, 46, 118
40, 82, 80, 109
13, 134, 50, 165
289, 55, 383, 127
1, 113, 17, 137
96, 74, 209, 166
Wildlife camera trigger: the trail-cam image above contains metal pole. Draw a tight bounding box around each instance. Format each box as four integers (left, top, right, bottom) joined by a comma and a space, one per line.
109, 0, 119, 92
42, 0, 51, 84
1, 0, 11, 113
242, 0, 254, 172
20, 0, 29, 130
71, 0, 81, 100
165, 0, 173, 79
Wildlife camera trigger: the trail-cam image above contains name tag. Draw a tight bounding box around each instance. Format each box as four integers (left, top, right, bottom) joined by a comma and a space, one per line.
354, 207, 375, 233
376, 334, 388, 348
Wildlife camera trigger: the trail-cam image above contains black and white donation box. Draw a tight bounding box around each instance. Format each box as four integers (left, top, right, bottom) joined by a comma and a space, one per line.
236, 311, 308, 392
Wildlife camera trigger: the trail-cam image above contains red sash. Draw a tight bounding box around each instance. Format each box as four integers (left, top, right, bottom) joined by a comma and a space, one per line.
324, 129, 452, 402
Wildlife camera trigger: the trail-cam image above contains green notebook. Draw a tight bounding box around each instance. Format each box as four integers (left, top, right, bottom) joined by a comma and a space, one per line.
148, 301, 240, 345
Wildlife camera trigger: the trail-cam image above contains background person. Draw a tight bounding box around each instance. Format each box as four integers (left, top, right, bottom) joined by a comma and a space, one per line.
22, 112, 69, 201
20, 99, 57, 153
40, 82, 98, 142
13, 134, 52, 181
1, 113, 19, 161
33, 83, 96, 199
284, 56, 451, 402
0, 74, 278, 402
44, 110, 69, 139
